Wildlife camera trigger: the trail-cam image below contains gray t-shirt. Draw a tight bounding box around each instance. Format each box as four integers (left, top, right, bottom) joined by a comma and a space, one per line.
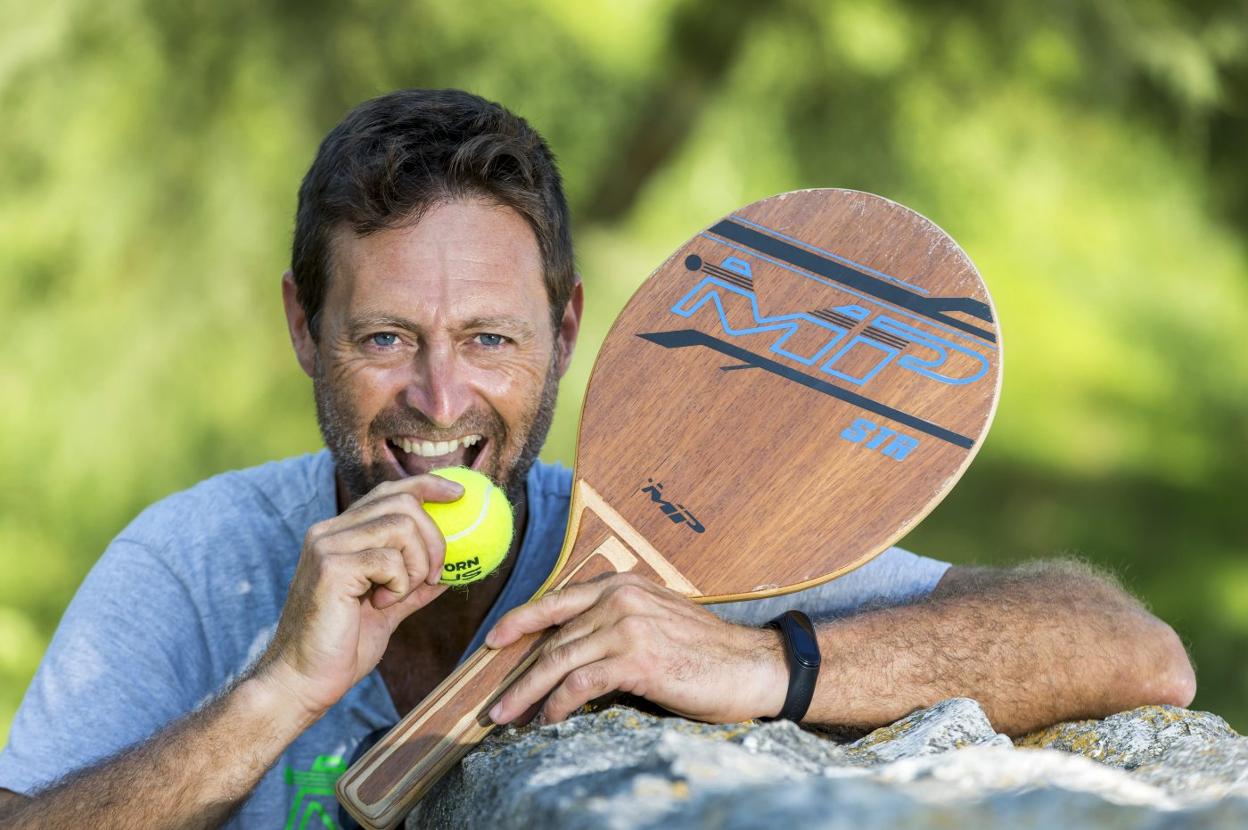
0, 450, 949, 827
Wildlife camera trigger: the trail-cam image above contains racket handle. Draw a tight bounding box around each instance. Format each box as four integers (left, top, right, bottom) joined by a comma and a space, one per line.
337, 526, 644, 828
335, 629, 549, 829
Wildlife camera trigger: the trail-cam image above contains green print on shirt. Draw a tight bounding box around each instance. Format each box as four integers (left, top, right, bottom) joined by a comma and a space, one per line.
284, 755, 348, 830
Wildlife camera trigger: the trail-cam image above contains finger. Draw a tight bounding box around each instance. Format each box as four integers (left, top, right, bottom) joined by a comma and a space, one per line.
540, 658, 624, 723
337, 492, 446, 562
379, 582, 448, 621
485, 580, 614, 648
366, 490, 449, 586
544, 578, 681, 647
321, 507, 445, 589
359, 497, 447, 587
509, 700, 544, 728
345, 472, 464, 513
488, 631, 612, 724
416, 509, 447, 587
334, 547, 409, 607
539, 607, 606, 653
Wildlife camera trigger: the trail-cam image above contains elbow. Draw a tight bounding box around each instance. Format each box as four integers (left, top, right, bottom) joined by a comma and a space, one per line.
1141, 619, 1196, 708
1069, 562, 1197, 709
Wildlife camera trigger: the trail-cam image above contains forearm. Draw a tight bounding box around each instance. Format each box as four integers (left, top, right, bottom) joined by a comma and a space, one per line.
3, 666, 318, 829
803, 563, 1195, 736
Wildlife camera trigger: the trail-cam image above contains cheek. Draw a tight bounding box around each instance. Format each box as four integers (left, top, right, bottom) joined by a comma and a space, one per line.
324, 354, 409, 418
478, 354, 551, 415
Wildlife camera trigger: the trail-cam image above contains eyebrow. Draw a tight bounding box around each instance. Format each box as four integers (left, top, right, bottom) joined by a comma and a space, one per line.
463, 316, 538, 338
348, 314, 537, 339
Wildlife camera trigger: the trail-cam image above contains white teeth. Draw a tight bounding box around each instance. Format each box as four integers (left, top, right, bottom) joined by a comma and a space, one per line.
394, 434, 483, 458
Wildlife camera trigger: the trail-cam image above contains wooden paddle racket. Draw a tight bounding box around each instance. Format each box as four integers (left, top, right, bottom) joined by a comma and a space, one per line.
336, 188, 1003, 828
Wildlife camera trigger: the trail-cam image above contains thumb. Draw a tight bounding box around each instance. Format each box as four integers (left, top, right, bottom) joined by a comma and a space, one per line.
380, 582, 448, 625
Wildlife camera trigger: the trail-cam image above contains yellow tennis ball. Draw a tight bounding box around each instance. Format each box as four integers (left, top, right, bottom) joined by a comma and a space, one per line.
426, 467, 513, 586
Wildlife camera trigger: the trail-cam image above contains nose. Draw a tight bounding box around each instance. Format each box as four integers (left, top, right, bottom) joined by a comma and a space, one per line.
403, 341, 474, 428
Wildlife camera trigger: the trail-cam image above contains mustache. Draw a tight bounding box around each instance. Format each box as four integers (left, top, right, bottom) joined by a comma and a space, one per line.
369, 408, 505, 441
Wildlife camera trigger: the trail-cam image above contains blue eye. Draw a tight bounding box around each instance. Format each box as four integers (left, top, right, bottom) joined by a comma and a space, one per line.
369, 333, 399, 348
476, 333, 507, 348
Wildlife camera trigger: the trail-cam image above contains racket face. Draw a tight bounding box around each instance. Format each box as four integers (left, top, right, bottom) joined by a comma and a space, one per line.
573, 189, 1001, 600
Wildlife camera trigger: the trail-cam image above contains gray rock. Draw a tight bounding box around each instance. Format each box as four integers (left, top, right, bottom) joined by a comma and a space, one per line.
1133, 736, 1248, 800
845, 696, 1010, 763
1015, 705, 1238, 769
408, 700, 1248, 830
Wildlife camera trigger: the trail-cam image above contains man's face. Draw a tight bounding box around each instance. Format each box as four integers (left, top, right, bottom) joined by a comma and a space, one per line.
291, 198, 578, 508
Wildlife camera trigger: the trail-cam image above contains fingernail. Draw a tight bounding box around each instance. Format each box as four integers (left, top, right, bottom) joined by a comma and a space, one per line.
488, 703, 503, 723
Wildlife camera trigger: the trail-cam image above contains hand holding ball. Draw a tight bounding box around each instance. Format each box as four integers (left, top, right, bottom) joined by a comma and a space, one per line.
426, 467, 514, 585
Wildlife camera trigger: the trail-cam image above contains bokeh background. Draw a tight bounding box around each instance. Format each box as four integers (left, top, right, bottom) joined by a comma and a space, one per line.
2, 0, 1246, 741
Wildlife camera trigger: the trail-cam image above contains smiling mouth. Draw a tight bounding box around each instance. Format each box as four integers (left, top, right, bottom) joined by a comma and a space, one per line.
386, 434, 487, 476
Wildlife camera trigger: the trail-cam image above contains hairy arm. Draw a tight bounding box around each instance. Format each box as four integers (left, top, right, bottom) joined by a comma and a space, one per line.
0, 666, 314, 828
805, 559, 1197, 735
486, 559, 1195, 738
0, 474, 461, 827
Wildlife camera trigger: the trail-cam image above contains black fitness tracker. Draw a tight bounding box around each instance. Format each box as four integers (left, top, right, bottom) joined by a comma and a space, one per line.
766, 610, 821, 721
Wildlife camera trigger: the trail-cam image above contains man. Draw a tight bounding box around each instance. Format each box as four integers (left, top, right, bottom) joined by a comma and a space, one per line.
0, 89, 1195, 828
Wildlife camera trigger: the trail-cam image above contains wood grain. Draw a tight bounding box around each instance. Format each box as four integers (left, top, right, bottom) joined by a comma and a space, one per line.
336, 189, 1002, 828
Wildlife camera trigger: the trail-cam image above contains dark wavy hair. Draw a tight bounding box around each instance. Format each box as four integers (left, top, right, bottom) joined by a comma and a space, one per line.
291, 88, 574, 339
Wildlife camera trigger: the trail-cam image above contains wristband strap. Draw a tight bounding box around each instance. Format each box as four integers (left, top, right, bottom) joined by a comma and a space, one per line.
765, 610, 821, 721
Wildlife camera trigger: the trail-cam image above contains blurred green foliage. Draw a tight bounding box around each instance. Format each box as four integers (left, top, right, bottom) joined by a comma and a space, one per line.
2, 0, 1246, 740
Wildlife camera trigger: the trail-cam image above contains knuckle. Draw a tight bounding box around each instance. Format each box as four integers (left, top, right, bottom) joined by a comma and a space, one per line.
319, 553, 346, 580
609, 583, 651, 611
542, 640, 573, 668
306, 520, 332, 545
394, 491, 422, 513
538, 590, 566, 614
566, 665, 609, 695
365, 514, 393, 533
617, 615, 654, 642
374, 512, 416, 534
355, 549, 380, 570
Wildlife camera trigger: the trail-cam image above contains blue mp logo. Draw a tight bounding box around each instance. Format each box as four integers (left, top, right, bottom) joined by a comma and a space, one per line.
636, 245, 995, 452
670, 255, 988, 388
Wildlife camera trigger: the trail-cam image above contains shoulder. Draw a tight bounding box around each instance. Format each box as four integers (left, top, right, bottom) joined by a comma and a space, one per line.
709, 546, 952, 625
107, 449, 336, 599
73, 451, 334, 679
119, 450, 335, 558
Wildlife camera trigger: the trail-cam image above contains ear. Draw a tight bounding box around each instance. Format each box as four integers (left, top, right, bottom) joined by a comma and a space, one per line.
281, 271, 318, 378
555, 276, 584, 378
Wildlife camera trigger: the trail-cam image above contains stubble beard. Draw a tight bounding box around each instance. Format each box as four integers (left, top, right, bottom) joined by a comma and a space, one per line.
312, 352, 561, 515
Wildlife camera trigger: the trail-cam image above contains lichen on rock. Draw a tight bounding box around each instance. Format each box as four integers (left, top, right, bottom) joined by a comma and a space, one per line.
408, 700, 1248, 829
1015, 705, 1239, 768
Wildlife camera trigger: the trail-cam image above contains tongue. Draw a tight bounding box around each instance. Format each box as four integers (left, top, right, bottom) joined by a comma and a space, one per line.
390, 441, 471, 476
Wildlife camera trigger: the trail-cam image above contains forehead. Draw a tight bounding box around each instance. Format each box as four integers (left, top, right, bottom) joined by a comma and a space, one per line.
326, 198, 547, 323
